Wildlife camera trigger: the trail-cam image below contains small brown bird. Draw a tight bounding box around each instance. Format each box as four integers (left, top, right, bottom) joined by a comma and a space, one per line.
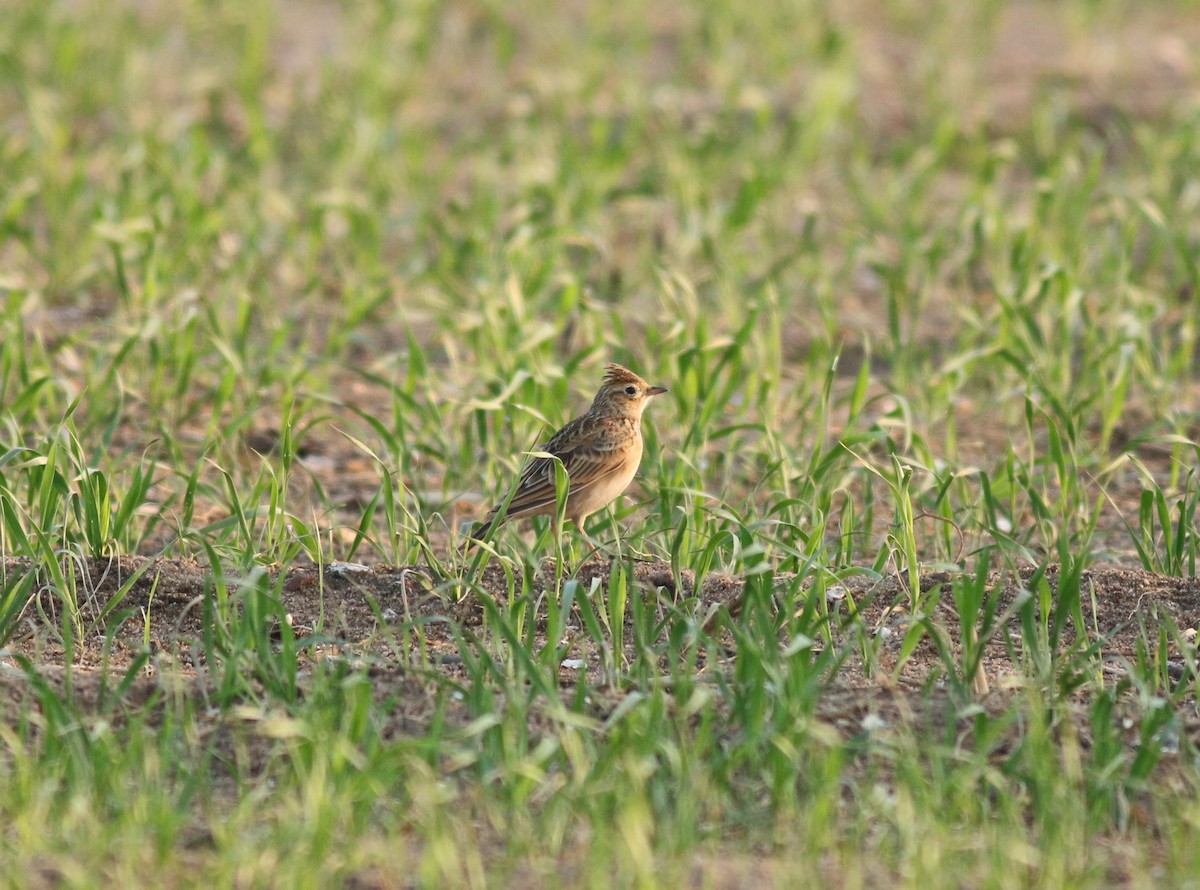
472, 363, 668, 541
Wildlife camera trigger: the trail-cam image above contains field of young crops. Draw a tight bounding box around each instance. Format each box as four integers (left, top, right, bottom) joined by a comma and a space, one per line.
4, 1, 1200, 886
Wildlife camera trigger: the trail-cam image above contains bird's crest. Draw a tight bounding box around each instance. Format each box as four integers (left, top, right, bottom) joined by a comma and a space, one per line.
602, 363, 646, 388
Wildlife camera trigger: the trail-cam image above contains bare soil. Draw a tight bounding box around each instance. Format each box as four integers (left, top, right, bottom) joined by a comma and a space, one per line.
3, 554, 1198, 777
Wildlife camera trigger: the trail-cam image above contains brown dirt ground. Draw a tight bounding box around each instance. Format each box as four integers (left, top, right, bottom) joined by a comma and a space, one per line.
3, 555, 1198, 770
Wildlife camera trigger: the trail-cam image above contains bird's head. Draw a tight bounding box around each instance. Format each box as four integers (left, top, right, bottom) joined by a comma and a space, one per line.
593, 363, 668, 416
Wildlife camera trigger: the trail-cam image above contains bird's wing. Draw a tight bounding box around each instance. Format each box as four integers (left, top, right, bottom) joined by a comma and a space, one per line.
500, 416, 628, 517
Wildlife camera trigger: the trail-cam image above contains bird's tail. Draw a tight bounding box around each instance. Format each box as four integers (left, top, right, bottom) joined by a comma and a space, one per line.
462, 514, 495, 550
469, 518, 492, 541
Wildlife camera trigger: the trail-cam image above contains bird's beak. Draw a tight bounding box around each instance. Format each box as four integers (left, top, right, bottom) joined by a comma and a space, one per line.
647, 386, 668, 397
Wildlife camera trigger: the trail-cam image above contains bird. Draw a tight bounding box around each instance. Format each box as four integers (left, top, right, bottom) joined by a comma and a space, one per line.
471, 363, 667, 543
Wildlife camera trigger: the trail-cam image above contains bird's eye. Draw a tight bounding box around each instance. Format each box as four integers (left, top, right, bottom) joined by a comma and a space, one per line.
624, 385, 638, 396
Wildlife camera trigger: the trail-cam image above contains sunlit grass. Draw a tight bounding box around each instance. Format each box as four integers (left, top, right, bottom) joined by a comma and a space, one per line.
2, 0, 1200, 885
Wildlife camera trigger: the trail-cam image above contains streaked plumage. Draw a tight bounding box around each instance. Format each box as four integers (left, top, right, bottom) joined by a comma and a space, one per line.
472, 364, 667, 540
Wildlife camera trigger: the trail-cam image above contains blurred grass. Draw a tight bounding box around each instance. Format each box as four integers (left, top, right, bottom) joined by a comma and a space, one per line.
3, 0, 1200, 885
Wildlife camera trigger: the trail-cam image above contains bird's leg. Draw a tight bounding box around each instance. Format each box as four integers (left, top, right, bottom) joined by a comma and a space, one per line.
574, 519, 608, 566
